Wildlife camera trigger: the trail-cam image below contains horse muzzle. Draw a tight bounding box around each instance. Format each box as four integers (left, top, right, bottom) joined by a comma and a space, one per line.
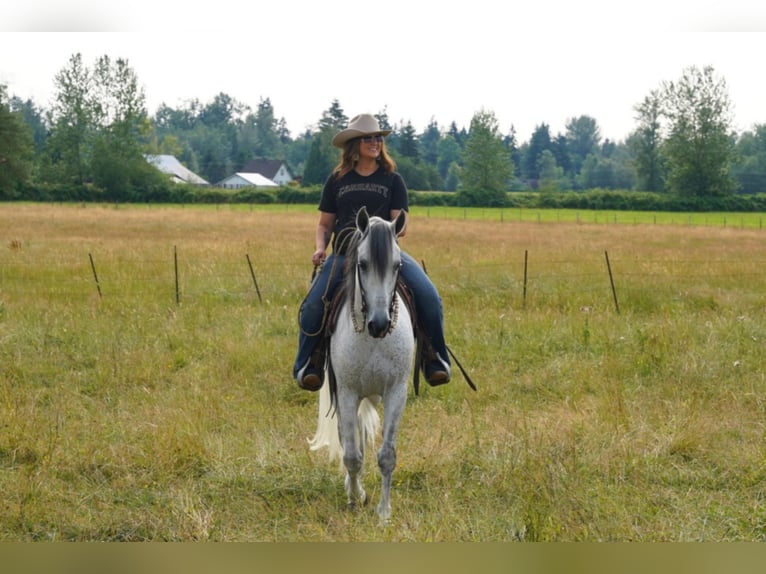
367, 311, 391, 338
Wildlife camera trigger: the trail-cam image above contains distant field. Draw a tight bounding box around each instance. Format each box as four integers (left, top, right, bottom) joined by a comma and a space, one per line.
410, 205, 766, 229
28, 201, 764, 228
1, 203, 765, 541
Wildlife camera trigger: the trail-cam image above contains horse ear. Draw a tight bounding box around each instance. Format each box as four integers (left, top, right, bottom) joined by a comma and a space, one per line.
356, 206, 370, 233
394, 210, 406, 237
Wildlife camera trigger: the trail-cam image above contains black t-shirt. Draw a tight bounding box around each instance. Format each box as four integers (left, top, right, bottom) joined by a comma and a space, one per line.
319, 167, 409, 253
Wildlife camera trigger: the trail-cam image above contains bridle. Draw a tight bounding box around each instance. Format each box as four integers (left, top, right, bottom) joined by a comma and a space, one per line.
350, 230, 401, 336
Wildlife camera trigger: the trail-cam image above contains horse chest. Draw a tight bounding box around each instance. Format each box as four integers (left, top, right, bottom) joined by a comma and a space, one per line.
332, 334, 412, 377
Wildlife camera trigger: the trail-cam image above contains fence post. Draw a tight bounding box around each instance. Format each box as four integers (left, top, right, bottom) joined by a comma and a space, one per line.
605, 250, 620, 314
523, 249, 528, 309
174, 245, 180, 305
88, 253, 102, 299
246, 254, 263, 303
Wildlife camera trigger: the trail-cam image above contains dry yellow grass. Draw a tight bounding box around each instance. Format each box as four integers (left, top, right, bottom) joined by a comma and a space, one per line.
1, 203, 765, 541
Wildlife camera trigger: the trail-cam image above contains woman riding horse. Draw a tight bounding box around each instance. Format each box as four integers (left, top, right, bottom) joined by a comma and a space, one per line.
292, 113, 451, 391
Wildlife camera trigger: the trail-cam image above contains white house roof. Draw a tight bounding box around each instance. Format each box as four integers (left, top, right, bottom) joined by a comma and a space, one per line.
240, 159, 292, 183
220, 173, 279, 187
145, 154, 209, 185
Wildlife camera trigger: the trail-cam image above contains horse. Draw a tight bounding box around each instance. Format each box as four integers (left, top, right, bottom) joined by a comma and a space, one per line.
308, 206, 415, 523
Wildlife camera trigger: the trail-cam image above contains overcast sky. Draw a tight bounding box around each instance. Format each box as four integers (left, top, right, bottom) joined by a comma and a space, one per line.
1, 1, 765, 143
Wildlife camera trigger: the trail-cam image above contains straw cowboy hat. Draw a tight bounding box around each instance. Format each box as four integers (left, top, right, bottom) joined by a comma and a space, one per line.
331, 114, 392, 148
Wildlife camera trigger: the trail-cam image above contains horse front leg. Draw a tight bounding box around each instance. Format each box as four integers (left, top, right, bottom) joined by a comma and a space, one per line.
337, 395, 366, 510
376, 441, 396, 522
377, 386, 407, 523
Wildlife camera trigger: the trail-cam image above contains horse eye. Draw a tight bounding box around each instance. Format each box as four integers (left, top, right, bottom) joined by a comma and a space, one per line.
358, 260, 368, 272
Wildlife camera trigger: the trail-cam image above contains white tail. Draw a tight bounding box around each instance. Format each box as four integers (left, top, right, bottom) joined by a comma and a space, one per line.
308, 376, 380, 465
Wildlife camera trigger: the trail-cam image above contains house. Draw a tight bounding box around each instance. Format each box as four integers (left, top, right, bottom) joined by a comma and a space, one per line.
239, 159, 293, 186
144, 154, 209, 185
217, 173, 279, 189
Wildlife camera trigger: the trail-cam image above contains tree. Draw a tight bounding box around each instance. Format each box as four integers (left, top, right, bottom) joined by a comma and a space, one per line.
565, 115, 601, 178
630, 90, 665, 191
0, 84, 34, 197
302, 133, 334, 186
459, 109, 514, 205
731, 124, 766, 193
277, 117, 291, 144
234, 97, 285, 168
523, 123, 552, 182
537, 150, 566, 191
189, 125, 234, 184
446, 121, 467, 148
436, 134, 461, 180
375, 108, 392, 131
151, 95, 243, 182
551, 133, 573, 184
89, 55, 156, 199
235, 112, 259, 168
284, 128, 312, 178
394, 155, 441, 190
661, 65, 736, 196
502, 125, 521, 178
154, 101, 199, 131
444, 162, 461, 192
42, 53, 164, 199
44, 53, 94, 186
396, 120, 419, 160
420, 119, 441, 166
302, 100, 348, 186
199, 92, 246, 128
302, 101, 346, 186
252, 97, 283, 159
10, 95, 47, 153
319, 99, 348, 131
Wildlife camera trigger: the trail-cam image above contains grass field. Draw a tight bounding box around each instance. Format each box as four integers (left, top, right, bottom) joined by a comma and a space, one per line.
1, 202, 765, 541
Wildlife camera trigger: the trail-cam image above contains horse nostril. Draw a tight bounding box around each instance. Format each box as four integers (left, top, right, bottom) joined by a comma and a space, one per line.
368, 319, 390, 338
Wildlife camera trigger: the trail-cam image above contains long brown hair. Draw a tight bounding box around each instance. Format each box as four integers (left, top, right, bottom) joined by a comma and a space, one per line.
332, 138, 397, 179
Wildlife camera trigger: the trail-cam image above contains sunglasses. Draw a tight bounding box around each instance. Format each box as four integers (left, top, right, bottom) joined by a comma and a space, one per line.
360, 135, 385, 143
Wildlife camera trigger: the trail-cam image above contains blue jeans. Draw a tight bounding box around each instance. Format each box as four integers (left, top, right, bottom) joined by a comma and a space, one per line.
293, 251, 449, 378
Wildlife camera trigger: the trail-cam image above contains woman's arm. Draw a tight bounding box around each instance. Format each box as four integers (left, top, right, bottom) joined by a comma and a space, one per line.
312, 211, 336, 266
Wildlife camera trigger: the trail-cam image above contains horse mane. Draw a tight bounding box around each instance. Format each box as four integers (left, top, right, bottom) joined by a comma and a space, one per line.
341, 227, 362, 302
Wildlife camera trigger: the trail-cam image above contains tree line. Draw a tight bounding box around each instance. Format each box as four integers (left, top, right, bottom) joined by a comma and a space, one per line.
2, 53, 766, 208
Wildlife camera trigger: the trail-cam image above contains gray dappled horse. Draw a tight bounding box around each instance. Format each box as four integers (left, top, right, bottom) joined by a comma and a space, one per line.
308, 207, 414, 522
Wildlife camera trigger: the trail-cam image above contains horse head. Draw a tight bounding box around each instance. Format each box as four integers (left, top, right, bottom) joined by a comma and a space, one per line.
351, 207, 406, 338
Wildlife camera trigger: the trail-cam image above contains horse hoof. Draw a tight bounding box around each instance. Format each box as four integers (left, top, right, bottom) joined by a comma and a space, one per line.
376, 507, 392, 523
346, 492, 368, 511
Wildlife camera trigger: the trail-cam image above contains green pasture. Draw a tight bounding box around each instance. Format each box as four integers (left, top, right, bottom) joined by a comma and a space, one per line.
410, 205, 766, 229
0, 203, 765, 541
44, 201, 766, 229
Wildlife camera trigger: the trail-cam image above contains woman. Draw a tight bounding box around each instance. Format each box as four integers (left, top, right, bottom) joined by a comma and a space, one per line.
293, 113, 451, 391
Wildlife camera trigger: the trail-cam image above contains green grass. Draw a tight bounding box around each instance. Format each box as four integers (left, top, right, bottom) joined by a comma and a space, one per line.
1, 203, 765, 541
411, 205, 766, 229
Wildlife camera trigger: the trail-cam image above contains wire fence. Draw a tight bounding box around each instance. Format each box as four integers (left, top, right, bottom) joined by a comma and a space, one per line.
2, 247, 765, 314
